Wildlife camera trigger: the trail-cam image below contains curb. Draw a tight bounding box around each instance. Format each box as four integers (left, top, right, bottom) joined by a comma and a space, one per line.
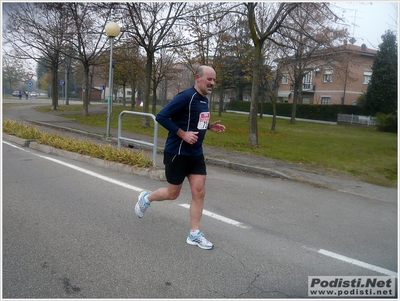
205, 157, 293, 180
3, 133, 166, 181
24, 121, 294, 181
3, 133, 35, 147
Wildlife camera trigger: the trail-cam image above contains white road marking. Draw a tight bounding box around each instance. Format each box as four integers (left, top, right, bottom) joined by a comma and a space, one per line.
3, 141, 143, 192
5, 141, 396, 277
5, 141, 252, 229
178, 204, 251, 229
4, 141, 251, 229
318, 249, 397, 278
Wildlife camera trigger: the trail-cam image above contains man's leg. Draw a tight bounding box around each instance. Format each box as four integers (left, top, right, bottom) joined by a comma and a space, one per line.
186, 174, 213, 249
147, 183, 183, 202
187, 174, 206, 230
135, 183, 182, 218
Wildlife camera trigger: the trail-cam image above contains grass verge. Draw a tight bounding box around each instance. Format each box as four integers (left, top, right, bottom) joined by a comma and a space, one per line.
2, 119, 154, 168
46, 104, 397, 188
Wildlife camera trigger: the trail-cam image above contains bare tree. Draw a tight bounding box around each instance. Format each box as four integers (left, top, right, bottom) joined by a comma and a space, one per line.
65, 2, 119, 116
151, 49, 175, 115
3, 3, 72, 110
2, 53, 27, 93
105, 42, 144, 108
276, 3, 346, 124
245, 2, 298, 145
124, 2, 189, 126
177, 2, 243, 116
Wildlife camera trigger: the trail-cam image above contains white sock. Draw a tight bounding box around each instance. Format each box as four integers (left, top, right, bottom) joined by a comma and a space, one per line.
190, 230, 200, 236
144, 195, 150, 205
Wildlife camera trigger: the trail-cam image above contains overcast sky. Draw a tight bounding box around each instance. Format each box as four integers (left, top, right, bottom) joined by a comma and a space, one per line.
332, 2, 398, 49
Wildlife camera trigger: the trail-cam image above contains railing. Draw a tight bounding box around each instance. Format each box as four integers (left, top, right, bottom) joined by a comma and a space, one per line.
337, 114, 378, 126
290, 83, 316, 91
118, 110, 158, 166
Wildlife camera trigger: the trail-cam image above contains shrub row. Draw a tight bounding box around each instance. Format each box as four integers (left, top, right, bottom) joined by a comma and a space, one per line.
225, 101, 368, 122
375, 113, 398, 133
2, 119, 154, 167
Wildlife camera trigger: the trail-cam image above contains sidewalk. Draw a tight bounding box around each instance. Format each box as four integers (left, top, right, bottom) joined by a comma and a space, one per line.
2, 101, 397, 202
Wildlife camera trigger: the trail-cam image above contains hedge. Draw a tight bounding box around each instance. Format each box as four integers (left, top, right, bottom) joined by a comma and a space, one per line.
225, 100, 368, 122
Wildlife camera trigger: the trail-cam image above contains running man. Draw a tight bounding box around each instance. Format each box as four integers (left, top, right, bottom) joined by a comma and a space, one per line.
135, 65, 226, 250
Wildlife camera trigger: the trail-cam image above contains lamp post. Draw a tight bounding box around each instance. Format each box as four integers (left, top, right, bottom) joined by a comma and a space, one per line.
105, 21, 120, 137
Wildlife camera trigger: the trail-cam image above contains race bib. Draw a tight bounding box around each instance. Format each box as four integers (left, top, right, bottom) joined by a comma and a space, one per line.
197, 112, 210, 130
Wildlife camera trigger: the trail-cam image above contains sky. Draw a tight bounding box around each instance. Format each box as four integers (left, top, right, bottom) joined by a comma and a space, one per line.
332, 2, 398, 49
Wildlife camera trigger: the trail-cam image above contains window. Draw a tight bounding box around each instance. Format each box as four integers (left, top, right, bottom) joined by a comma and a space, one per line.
363, 70, 372, 84
323, 69, 333, 82
282, 73, 289, 84
321, 96, 331, 104
303, 71, 312, 90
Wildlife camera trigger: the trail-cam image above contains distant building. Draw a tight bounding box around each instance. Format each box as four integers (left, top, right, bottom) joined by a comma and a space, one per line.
277, 43, 377, 105
78, 87, 103, 101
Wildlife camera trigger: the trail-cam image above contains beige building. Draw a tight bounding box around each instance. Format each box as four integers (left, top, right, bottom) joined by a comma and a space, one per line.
278, 44, 377, 105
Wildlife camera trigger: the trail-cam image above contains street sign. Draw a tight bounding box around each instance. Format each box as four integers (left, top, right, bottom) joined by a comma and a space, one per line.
27, 81, 33, 87
27, 73, 34, 80
60, 79, 65, 86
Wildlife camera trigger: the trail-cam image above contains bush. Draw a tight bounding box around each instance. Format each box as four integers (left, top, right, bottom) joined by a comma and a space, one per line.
2, 119, 154, 167
2, 119, 42, 139
375, 113, 398, 133
225, 100, 367, 122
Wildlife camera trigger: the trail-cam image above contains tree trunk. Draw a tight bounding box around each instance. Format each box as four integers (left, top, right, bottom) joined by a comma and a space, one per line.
218, 84, 224, 117
122, 84, 126, 107
290, 82, 300, 124
130, 77, 137, 110
65, 66, 70, 106
152, 84, 157, 116
271, 99, 277, 133
142, 51, 153, 127
51, 64, 58, 111
249, 41, 262, 146
82, 63, 90, 116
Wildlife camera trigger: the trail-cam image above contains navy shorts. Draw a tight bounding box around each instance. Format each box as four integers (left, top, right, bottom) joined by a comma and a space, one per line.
163, 152, 207, 185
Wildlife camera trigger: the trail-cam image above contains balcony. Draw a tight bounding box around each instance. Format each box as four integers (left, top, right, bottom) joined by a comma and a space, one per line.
290, 83, 316, 92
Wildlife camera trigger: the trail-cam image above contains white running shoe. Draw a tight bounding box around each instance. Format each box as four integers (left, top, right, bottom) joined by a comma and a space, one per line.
186, 231, 214, 250
135, 191, 150, 218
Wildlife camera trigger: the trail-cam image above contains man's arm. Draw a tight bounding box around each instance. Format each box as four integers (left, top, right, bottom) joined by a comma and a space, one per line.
208, 120, 226, 133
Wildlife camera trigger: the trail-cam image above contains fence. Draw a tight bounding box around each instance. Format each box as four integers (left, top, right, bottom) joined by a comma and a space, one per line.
337, 114, 378, 126
117, 110, 158, 166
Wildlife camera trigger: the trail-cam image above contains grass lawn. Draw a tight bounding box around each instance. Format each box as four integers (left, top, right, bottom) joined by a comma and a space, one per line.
35, 104, 397, 187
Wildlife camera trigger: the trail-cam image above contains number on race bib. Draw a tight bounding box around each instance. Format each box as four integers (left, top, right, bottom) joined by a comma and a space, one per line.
197, 112, 210, 129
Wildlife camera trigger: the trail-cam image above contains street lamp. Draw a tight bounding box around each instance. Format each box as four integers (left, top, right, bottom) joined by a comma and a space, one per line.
105, 21, 120, 137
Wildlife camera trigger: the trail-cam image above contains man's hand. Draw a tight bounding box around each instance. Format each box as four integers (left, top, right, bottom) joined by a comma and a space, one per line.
209, 121, 226, 133
177, 129, 199, 145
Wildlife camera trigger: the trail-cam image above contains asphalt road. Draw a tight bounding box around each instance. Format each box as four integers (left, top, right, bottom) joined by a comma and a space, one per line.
2, 139, 397, 298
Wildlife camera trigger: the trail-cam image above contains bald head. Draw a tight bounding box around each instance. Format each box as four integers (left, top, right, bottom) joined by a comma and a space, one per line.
194, 66, 216, 96
195, 66, 215, 77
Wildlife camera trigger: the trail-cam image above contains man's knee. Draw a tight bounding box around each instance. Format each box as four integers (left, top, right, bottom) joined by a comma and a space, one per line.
166, 183, 182, 200
168, 190, 180, 200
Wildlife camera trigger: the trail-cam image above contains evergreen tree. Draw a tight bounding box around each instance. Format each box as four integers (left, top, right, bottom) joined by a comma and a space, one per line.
364, 30, 398, 115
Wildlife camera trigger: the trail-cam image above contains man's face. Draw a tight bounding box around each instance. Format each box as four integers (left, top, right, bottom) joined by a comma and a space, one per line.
195, 67, 216, 96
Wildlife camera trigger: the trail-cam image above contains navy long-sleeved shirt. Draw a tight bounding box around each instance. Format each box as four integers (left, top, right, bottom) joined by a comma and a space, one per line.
156, 87, 210, 156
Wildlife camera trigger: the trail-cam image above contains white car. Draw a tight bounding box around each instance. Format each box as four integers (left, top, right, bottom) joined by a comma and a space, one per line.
30, 91, 37, 97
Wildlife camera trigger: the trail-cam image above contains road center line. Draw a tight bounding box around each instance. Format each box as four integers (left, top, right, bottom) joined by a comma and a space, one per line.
178, 204, 251, 229
318, 249, 397, 278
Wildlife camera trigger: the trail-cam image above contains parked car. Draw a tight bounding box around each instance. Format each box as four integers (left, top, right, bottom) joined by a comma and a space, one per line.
12, 91, 19, 97
30, 91, 37, 97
